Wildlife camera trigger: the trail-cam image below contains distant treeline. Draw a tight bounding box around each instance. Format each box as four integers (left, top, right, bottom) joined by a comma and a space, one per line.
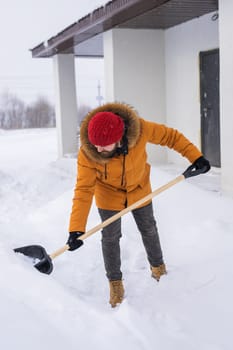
0, 91, 56, 129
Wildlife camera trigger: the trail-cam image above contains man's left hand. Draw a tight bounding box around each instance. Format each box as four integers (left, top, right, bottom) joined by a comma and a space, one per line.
192, 156, 211, 173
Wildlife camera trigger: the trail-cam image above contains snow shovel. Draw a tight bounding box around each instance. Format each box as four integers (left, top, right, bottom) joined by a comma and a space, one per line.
14, 163, 206, 274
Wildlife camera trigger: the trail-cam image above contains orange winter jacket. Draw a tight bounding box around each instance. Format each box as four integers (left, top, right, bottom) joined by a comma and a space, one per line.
69, 102, 202, 232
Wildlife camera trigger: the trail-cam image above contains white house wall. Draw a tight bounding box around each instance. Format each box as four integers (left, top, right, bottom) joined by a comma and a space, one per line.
104, 28, 167, 163
165, 12, 219, 165
51, 7, 233, 195
104, 18, 219, 166
219, 0, 233, 195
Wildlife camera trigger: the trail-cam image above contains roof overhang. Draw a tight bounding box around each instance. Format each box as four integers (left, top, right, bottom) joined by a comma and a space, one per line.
31, 0, 218, 58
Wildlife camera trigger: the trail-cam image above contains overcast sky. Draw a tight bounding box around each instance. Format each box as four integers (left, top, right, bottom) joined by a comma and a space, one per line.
0, 0, 108, 105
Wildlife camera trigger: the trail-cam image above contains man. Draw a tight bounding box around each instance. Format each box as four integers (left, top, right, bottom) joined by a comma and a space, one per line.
66, 102, 210, 307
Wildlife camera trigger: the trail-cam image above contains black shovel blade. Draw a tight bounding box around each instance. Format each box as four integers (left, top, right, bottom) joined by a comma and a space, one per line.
14, 245, 53, 275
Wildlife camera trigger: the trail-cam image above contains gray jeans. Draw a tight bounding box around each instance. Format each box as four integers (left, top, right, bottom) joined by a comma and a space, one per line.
98, 202, 164, 281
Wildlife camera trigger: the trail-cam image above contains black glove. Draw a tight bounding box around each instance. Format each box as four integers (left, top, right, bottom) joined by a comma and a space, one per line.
183, 156, 211, 178
66, 232, 84, 251
193, 156, 211, 173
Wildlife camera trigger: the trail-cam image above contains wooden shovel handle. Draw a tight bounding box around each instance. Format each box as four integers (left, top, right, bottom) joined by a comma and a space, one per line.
50, 245, 70, 259
50, 174, 184, 260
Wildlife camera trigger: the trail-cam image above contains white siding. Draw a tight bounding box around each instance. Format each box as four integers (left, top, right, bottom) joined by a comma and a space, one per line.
165, 12, 219, 165
104, 28, 166, 163
219, 0, 233, 195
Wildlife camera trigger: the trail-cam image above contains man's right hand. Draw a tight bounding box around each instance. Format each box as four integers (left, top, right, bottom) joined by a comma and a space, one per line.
66, 232, 84, 251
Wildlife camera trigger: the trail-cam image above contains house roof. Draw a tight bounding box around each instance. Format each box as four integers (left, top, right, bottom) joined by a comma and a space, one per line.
31, 0, 218, 58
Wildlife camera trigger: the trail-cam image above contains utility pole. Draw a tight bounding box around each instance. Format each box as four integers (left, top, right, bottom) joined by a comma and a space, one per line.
96, 80, 103, 106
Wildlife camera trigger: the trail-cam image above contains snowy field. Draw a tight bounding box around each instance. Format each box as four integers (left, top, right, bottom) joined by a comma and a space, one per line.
0, 128, 232, 350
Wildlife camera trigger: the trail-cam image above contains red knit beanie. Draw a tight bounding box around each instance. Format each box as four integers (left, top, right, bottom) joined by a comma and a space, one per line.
88, 112, 124, 146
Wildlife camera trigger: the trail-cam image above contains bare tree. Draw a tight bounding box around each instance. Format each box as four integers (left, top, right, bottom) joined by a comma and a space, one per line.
25, 96, 55, 128
0, 91, 26, 129
0, 91, 55, 129
77, 104, 91, 125
76, 104, 92, 148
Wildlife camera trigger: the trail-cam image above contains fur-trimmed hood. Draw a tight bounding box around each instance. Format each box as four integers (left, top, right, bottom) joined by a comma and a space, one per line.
80, 102, 141, 163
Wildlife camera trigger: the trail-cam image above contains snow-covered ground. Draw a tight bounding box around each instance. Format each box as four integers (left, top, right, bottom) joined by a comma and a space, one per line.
0, 128, 232, 350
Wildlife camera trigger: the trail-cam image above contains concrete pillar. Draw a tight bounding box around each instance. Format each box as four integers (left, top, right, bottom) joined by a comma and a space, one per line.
53, 54, 78, 157
219, 1, 233, 195
103, 28, 166, 163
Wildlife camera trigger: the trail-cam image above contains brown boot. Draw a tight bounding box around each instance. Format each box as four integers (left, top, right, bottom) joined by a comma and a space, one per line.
151, 263, 167, 281
109, 280, 124, 307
